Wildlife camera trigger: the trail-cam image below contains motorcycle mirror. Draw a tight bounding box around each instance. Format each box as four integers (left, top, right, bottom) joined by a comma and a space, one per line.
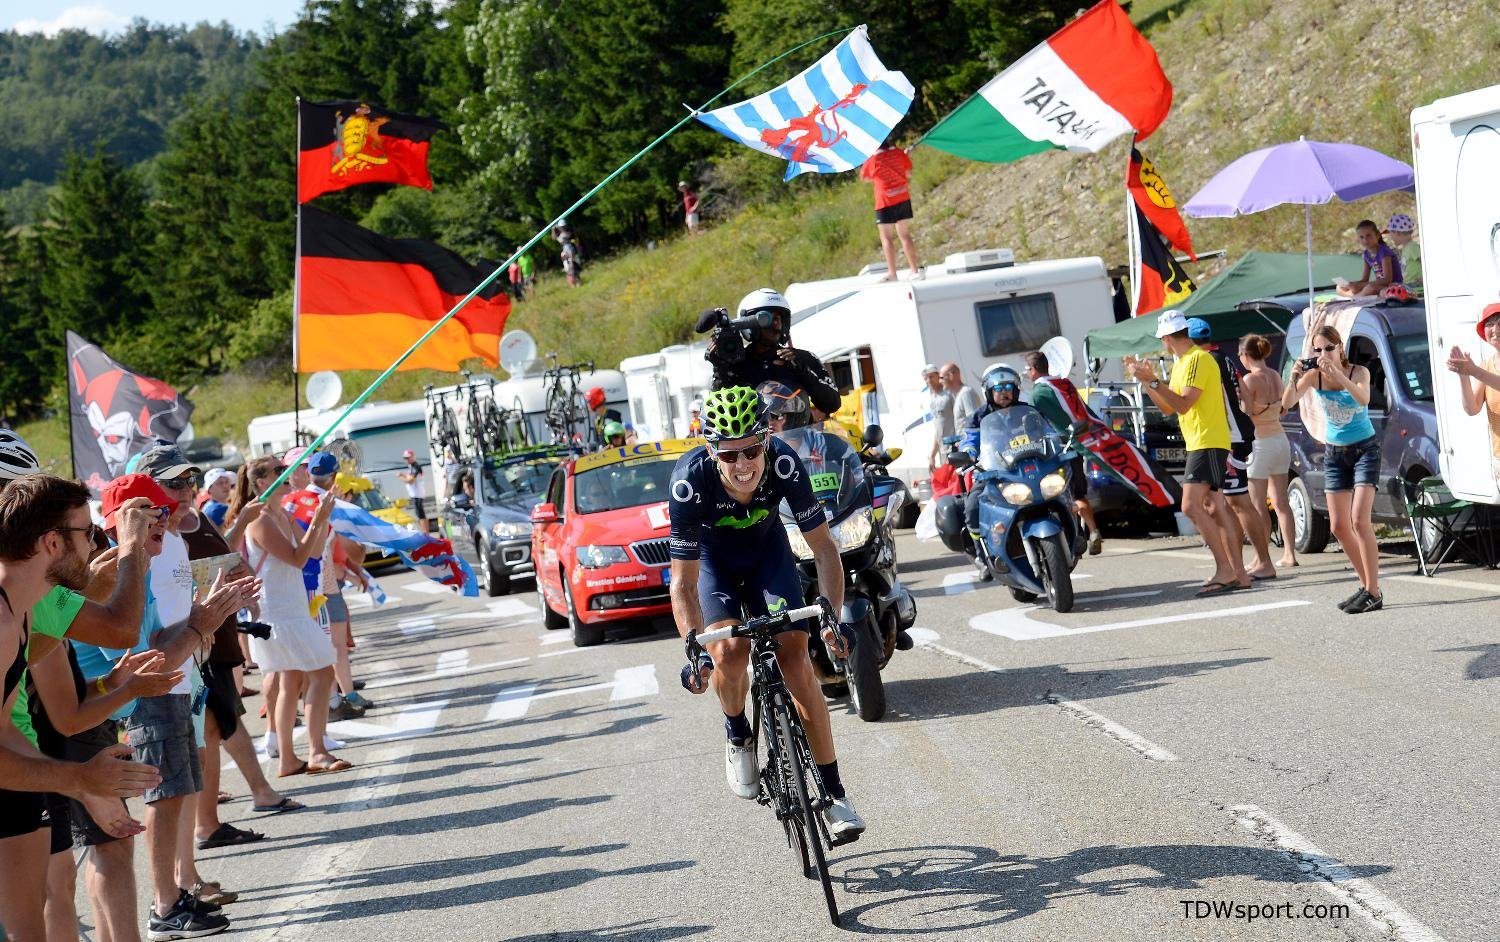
862, 424, 883, 448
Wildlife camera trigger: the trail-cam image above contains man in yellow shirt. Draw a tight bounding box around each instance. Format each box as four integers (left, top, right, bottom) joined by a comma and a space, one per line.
1126, 310, 1249, 595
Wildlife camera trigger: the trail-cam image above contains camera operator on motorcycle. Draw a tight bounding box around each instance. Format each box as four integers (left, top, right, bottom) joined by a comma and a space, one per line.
667, 386, 866, 840
701, 289, 841, 418
962, 366, 1026, 570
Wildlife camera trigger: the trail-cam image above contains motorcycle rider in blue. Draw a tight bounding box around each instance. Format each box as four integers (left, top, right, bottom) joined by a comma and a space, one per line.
963, 366, 1025, 571
668, 386, 866, 839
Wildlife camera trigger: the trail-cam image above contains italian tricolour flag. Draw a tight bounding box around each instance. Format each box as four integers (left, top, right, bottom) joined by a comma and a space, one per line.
924, 0, 1172, 162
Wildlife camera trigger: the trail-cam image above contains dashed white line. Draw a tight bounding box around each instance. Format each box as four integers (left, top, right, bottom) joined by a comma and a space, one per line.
971, 599, 1311, 641
363, 656, 530, 690
486, 683, 538, 721
1231, 804, 1448, 942
538, 645, 592, 658
397, 617, 435, 635
609, 664, 659, 701
399, 580, 451, 595
435, 649, 470, 676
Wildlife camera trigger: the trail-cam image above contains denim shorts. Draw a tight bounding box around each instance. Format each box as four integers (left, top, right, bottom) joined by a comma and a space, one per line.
1324, 434, 1381, 492
123, 694, 202, 803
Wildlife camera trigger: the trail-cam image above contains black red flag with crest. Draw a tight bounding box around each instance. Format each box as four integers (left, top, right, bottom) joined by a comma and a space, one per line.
297, 100, 444, 203
1133, 203, 1197, 315
67, 332, 194, 496
1128, 147, 1195, 260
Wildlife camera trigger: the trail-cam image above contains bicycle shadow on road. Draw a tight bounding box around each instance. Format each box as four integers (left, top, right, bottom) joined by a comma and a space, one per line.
879, 655, 1267, 722
498, 920, 711, 941
830, 842, 1392, 934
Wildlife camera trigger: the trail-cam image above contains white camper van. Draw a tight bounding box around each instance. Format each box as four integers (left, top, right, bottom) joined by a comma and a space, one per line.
620, 342, 713, 441
246, 399, 429, 499
1412, 84, 1500, 503
784, 250, 1118, 492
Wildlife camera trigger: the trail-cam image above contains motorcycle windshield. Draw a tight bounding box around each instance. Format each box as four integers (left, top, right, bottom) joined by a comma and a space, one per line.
774, 425, 867, 525
979, 405, 1059, 472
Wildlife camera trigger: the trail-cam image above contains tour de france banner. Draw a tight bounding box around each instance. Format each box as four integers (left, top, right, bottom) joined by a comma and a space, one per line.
297, 99, 444, 203
67, 331, 195, 496
696, 25, 914, 180
923, 0, 1171, 163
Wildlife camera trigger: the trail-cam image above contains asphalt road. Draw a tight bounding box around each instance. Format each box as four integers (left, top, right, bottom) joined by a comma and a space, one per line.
101, 530, 1500, 941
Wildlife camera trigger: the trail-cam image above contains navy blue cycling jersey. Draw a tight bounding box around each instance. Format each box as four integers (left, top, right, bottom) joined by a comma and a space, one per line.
668, 437, 824, 562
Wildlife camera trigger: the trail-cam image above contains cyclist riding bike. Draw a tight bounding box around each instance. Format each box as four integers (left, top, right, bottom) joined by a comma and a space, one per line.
668, 386, 866, 839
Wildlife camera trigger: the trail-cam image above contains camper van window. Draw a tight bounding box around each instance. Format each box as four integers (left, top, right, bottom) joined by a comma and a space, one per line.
350, 421, 429, 471
974, 294, 1062, 357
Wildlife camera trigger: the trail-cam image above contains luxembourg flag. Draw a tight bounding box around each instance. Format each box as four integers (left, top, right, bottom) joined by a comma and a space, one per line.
697, 25, 914, 180
287, 491, 478, 597
924, 0, 1171, 163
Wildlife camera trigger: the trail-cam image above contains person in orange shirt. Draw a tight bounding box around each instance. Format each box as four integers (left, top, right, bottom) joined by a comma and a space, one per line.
859, 139, 922, 282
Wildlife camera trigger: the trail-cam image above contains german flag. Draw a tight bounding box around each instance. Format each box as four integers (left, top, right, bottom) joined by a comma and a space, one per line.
1133, 202, 1195, 315
297, 100, 444, 204
295, 206, 509, 373
1127, 147, 1195, 260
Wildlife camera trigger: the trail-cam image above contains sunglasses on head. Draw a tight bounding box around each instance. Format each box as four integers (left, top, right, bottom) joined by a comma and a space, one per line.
711, 436, 768, 464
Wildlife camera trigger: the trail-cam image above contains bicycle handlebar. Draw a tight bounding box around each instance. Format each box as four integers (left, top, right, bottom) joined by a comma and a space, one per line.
693, 603, 824, 647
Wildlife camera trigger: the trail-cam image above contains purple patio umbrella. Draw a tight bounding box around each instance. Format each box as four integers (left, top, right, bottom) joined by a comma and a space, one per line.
1183, 137, 1415, 298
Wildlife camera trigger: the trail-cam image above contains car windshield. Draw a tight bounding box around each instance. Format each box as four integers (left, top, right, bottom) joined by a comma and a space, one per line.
574, 455, 677, 514
349, 488, 389, 512
978, 405, 1060, 472
482, 458, 558, 505
1390, 331, 1433, 402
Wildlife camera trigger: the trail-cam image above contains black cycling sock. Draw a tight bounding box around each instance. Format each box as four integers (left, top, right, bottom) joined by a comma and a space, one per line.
817, 761, 846, 800
724, 711, 752, 744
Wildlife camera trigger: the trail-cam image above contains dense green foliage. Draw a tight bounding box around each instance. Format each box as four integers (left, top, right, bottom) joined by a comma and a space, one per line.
0, 0, 1104, 426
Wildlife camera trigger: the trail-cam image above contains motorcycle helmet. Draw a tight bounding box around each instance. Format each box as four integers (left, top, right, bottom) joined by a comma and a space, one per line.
736, 288, 790, 320
756, 381, 810, 430
0, 430, 41, 483
981, 364, 1021, 405
701, 386, 767, 442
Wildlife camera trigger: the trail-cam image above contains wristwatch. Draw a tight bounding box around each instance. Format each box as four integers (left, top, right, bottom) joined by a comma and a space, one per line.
1149, 379, 1162, 390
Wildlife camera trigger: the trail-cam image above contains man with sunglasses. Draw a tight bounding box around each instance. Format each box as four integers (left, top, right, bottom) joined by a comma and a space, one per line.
960, 366, 1029, 570
667, 386, 866, 840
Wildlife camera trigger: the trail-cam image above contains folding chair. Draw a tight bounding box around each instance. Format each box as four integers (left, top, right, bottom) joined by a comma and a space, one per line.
1402, 477, 1491, 576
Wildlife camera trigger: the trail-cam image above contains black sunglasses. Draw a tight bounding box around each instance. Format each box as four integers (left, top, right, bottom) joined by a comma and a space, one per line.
54, 524, 104, 543
1310, 345, 1338, 354
711, 436, 768, 464
157, 477, 199, 491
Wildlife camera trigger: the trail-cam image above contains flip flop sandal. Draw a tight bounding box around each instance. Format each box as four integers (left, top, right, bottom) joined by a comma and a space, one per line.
251, 797, 306, 814
196, 823, 265, 850
277, 761, 309, 778
1195, 581, 1237, 597
306, 759, 354, 775
217, 791, 234, 804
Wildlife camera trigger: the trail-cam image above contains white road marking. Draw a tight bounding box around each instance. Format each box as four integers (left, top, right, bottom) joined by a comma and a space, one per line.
970, 599, 1311, 641
539, 645, 593, 658
942, 572, 980, 595
398, 617, 435, 635
906, 627, 941, 645
363, 656, 530, 690
609, 664, 659, 701
486, 683, 538, 721
914, 639, 1177, 762
1392, 573, 1500, 594
435, 649, 470, 676
538, 633, 570, 646
487, 598, 539, 618
1231, 804, 1448, 942
400, 581, 450, 595
347, 591, 403, 608
487, 666, 657, 722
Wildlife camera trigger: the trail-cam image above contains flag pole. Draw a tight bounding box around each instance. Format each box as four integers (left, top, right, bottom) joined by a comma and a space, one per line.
259, 26, 859, 501
292, 95, 303, 447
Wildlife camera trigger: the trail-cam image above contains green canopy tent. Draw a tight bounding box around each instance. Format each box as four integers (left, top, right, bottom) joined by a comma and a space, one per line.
1085, 251, 1360, 360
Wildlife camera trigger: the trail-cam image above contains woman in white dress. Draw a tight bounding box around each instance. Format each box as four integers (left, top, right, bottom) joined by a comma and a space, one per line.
226, 457, 350, 776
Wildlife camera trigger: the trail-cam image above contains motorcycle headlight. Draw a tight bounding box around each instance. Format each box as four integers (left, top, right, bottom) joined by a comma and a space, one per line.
1039, 472, 1068, 500
833, 508, 873, 552
575, 545, 629, 568
1000, 482, 1034, 506
784, 524, 814, 561
491, 520, 531, 539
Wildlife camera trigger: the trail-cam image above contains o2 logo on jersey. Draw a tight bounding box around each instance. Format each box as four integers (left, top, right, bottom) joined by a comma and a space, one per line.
774, 454, 799, 481
671, 479, 697, 504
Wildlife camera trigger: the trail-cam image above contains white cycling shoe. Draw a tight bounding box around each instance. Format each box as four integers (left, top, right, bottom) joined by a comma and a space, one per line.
821, 795, 866, 840
725, 740, 759, 800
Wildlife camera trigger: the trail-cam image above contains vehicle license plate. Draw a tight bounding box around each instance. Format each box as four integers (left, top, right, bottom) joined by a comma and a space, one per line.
1153, 448, 1186, 462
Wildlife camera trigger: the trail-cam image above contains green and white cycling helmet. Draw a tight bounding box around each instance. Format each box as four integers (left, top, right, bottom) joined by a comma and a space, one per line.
701, 386, 767, 442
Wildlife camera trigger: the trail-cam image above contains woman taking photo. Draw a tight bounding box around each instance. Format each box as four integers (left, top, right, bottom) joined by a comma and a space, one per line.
1282, 326, 1382, 613
1238, 334, 1298, 569
225, 457, 350, 775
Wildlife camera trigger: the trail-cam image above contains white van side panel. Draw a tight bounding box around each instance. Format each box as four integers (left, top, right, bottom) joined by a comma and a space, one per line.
1412, 84, 1500, 502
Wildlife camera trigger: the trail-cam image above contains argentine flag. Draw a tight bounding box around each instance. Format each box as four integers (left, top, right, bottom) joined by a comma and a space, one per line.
697, 26, 914, 180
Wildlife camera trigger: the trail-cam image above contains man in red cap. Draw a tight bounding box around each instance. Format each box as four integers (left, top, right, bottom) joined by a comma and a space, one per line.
1446, 302, 1500, 469
70, 473, 258, 939
0, 474, 165, 940
585, 387, 621, 450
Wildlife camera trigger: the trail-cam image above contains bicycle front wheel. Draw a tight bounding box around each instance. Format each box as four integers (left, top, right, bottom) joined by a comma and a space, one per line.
774, 696, 840, 927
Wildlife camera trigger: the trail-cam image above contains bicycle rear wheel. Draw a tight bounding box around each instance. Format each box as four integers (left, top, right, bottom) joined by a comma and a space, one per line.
774, 695, 840, 927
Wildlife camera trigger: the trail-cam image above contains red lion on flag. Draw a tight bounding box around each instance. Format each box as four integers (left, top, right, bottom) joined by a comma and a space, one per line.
759, 84, 868, 163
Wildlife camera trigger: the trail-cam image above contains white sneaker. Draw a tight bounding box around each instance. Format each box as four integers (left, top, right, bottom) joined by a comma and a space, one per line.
262, 732, 278, 759
821, 796, 866, 840
724, 741, 758, 800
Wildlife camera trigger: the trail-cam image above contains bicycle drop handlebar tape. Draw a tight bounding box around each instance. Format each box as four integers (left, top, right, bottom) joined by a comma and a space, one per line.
694, 603, 825, 647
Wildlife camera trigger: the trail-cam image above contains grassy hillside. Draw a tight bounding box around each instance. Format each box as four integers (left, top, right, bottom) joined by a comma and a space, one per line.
21, 0, 1499, 472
